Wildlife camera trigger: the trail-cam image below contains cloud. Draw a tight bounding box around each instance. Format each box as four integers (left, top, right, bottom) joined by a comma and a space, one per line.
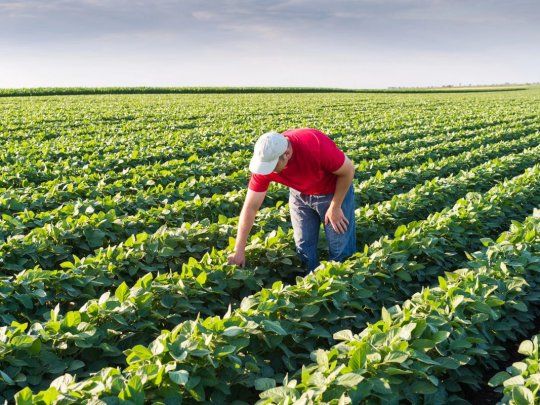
0, 0, 538, 87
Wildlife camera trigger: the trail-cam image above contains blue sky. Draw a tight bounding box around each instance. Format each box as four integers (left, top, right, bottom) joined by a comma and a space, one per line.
0, 0, 538, 88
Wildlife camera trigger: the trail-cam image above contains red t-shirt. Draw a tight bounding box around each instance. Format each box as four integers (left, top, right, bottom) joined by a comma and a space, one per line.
248, 128, 345, 195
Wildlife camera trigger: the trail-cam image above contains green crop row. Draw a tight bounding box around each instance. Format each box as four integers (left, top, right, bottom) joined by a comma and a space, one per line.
354, 122, 539, 181
0, 227, 299, 402
258, 213, 540, 404
356, 130, 540, 204
0, 205, 292, 321
11, 165, 540, 403
355, 145, 540, 247
3, 125, 538, 278
3, 86, 529, 98
3, 128, 538, 264
2, 145, 535, 328
489, 334, 540, 404
3, 91, 534, 167
0, 141, 250, 190
5, 107, 503, 190
3, 115, 537, 220
4, 104, 530, 190
1, 158, 251, 217
0, 184, 289, 272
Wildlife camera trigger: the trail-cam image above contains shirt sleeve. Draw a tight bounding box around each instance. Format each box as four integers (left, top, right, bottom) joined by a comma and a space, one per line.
248, 173, 271, 192
318, 132, 346, 172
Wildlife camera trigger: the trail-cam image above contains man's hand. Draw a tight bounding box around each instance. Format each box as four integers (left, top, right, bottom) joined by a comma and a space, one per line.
324, 204, 349, 234
228, 189, 266, 268
227, 250, 246, 267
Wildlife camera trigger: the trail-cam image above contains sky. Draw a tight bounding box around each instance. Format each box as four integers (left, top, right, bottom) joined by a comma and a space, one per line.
0, 0, 539, 88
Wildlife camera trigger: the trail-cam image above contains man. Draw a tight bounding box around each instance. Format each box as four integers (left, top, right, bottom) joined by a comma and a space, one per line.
227, 128, 356, 273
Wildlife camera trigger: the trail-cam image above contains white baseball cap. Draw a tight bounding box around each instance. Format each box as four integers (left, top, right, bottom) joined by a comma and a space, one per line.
249, 131, 288, 175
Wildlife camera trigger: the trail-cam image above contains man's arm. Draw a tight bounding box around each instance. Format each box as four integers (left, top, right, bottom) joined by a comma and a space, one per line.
325, 156, 355, 234
227, 189, 267, 266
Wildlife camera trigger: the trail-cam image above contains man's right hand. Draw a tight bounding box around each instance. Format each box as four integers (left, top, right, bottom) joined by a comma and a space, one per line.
227, 251, 246, 267
227, 189, 266, 268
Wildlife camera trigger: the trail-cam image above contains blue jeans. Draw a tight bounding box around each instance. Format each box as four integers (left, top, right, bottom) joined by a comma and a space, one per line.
289, 185, 356, 272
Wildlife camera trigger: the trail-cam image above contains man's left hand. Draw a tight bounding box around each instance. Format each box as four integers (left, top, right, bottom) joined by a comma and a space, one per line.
324, 204, 349, 234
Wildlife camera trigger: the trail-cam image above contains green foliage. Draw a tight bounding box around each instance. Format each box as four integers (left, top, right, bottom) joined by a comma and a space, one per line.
1, 89, 539, 403
258, 214, 540, 403
16, 167, 540, 403
489, 334, 540, 404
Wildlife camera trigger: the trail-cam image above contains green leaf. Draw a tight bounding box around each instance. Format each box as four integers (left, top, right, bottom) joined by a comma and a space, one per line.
432, 330, 450, 343
68, 360, 85, 371
50, 374, 75, 391
83, 229, 106, 248
450, 338, 472, 350
0, 370, 15, 385
149, 338, 166, 356
196, 271, 207, 285
503, 375, 525, 387
398, 323, 417, 340
185, 375, 201, 390
333, 330, 354, 341
115, 282, 130, 302
315, 349, 329, 367
512, 301, 528, 312
488, 371, 511, 387
480, 237, 493, 247
394, 224, 408, 238
396, 270, 412, 281
10, 335, 36, 348
126, 345, 153, 363
381, 307, 392, 325
436, 357, 461, 370
411, 339, 436, 350
254, 378, 276, 391
438, 276, 447, 290
511, 386, 534, 404
14, 387, 34, 404
223, 326, 243, 337
385, 367, 413, 375
411, 380, 438, 394
64, 311, 81, 328
349, 343, 367, 370
34, 388, 60, 405
215, 345, 236, 357
518, 340, 535, 356
262, 320, 287, 336
168, 370, 189, 385
15, 294, 33, 309
301, 305, 320, 317
240, 296, 257, 311
384, 351, 409, 363
119, 375, 145, 404
336, 373, 364, 387
59, 261, 74, 269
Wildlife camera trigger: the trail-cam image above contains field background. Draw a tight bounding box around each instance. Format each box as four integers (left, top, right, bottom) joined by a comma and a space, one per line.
1, 86, 540, 404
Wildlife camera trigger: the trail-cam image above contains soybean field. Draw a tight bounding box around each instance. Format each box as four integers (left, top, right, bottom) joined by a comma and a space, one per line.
1, 87, 540, 404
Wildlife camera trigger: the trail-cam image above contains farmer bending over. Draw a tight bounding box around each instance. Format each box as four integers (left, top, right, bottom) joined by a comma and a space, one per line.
227, 128, 356, 272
